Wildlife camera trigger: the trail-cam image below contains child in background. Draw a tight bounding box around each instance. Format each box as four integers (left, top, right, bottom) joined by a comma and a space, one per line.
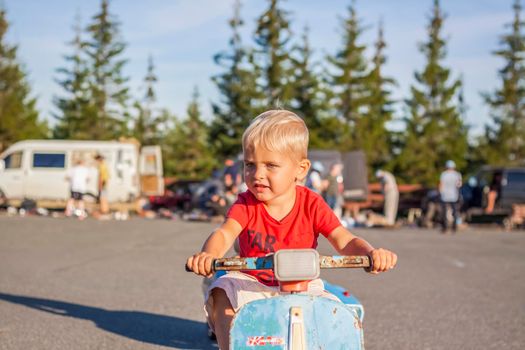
65, 158, 90, 220
186, 110, 397, 350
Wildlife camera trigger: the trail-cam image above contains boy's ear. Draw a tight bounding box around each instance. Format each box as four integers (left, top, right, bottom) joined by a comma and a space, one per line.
296, 159, 311, 181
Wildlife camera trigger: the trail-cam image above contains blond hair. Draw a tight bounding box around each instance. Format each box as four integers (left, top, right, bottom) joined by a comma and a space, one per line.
242, 110, 309, 161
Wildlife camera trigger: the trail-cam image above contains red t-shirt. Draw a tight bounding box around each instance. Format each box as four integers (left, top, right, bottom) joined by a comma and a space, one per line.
227, 185, 341, 286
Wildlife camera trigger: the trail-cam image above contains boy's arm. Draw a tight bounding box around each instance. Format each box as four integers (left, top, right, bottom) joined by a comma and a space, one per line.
326, 226, 397, 274
186, 218, 242, 277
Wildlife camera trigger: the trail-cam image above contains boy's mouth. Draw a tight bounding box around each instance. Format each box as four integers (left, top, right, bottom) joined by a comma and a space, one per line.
254, 183, 269, 192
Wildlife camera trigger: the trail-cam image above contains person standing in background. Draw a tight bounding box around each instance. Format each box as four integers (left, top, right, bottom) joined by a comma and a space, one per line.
485, 172, 502, 214
65, 159, 90, 220
375, 170, 399, 226
305, 161, 325, 194
95, 154, 110, 215
439, 160, 462, 233
223, 157, 241, 189
323, 163, 344, 217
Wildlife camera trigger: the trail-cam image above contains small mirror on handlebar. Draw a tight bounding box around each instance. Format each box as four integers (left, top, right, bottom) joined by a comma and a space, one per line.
274, 249, 320, 282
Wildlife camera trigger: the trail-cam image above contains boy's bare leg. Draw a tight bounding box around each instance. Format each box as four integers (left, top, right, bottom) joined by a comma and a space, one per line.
210, 288, 234, 350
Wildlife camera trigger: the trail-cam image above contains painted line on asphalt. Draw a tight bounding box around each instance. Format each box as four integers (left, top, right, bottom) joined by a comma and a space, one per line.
450, 259, 466, 268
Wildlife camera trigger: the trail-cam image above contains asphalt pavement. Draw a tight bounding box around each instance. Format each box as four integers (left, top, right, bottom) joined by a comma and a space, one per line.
0, 215, 524, 350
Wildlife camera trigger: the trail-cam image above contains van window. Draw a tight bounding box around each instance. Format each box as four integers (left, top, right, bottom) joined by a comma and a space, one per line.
33, 153, 66, 168
143, 154, 158, 174
507, 171, 525, 185
4, 151, 23, 169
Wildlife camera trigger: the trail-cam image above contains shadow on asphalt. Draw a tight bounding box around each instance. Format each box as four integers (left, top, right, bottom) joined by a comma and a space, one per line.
0, 292, 217, 349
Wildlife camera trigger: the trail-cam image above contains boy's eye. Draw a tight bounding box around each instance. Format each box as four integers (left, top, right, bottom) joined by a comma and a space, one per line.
244, 162, 254, 169
267, 163, 278, 169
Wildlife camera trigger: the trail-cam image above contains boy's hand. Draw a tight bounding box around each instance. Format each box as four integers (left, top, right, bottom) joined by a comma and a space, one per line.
368, 248, 397, 274
186, 252, 215, 277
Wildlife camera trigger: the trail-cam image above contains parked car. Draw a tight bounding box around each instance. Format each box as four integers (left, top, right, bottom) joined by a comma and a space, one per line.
463, 166, 525, 223
148, 180, 202, 213
191, 178, 224, 212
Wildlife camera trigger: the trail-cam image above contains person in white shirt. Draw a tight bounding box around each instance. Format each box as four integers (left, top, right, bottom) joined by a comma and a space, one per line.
439, 160, 462, 233
376, 170, 399, 226
65, 159, 90, 219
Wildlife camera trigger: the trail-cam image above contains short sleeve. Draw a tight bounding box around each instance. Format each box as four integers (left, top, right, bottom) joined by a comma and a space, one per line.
313, 195, 341, 237
226, 194, 250, 228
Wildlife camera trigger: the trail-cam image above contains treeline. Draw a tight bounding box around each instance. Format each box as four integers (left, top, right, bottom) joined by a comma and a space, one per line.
0, 0, 524, 186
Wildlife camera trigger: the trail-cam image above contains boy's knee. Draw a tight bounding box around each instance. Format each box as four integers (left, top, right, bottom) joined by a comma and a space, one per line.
210, 288, 234, 320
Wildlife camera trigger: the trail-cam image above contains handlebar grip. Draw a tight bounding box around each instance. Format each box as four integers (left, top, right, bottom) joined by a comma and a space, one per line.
364, 255, 374, 272
185, 259, 218, 272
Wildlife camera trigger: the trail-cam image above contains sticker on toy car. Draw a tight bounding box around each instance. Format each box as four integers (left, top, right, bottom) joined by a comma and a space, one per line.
246, 336, 285, 346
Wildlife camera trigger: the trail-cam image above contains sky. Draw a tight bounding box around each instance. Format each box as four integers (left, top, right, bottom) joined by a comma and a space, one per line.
3, 0, 519, 137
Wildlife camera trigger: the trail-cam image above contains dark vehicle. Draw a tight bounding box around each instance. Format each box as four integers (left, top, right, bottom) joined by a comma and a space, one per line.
191, 178, 224, 212
463, 167, 525, 225
149, 180, 202, 213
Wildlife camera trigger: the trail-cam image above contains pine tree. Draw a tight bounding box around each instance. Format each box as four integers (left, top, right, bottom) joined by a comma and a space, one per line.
362, 21, 396, 172
458, 75, 483, 174
132, 55, 166, 146
396, 0, 468, 186
0, 8, 47, 152
83, 0, 130, 139
289, 26, 332, 149
53, 13, 91, 139
253, 0, 294, 107
163, 88, 217, 179
326, 2, 370, 151
210, 0, 262, 160
479, 0, 525, 166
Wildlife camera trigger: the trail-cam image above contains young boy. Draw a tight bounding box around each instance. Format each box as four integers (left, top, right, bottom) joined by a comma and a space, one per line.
186, 110, 397, 350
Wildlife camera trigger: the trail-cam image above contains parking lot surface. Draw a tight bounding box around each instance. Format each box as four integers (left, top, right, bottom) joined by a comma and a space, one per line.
0, 216, 524, 349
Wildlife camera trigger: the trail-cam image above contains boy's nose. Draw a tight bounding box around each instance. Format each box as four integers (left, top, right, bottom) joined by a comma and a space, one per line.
254, 166, 265, 179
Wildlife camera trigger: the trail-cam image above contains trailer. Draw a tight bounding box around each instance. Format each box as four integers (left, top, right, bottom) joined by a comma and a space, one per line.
0, 139, 163, 206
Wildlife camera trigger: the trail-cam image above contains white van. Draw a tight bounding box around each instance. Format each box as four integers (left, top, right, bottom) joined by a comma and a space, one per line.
0, 139, 163, 204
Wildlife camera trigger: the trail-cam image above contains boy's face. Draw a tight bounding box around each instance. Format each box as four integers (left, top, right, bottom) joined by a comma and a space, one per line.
243, 146, 310, 205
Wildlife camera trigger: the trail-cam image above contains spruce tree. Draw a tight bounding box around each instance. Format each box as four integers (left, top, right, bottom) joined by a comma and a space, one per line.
210, 0, 262, 160
132, 55, 166, 146
289, 26, 332, 149
362, 21, 396, 172
396, 0, 468, 186
83, 0, 130, 140
163, 88, 217, 179
326, 2, 370, 151
53, 14, 91, 139
479, 0, 525, 166
253, 0, 294, 107
0, 8, 47, 152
